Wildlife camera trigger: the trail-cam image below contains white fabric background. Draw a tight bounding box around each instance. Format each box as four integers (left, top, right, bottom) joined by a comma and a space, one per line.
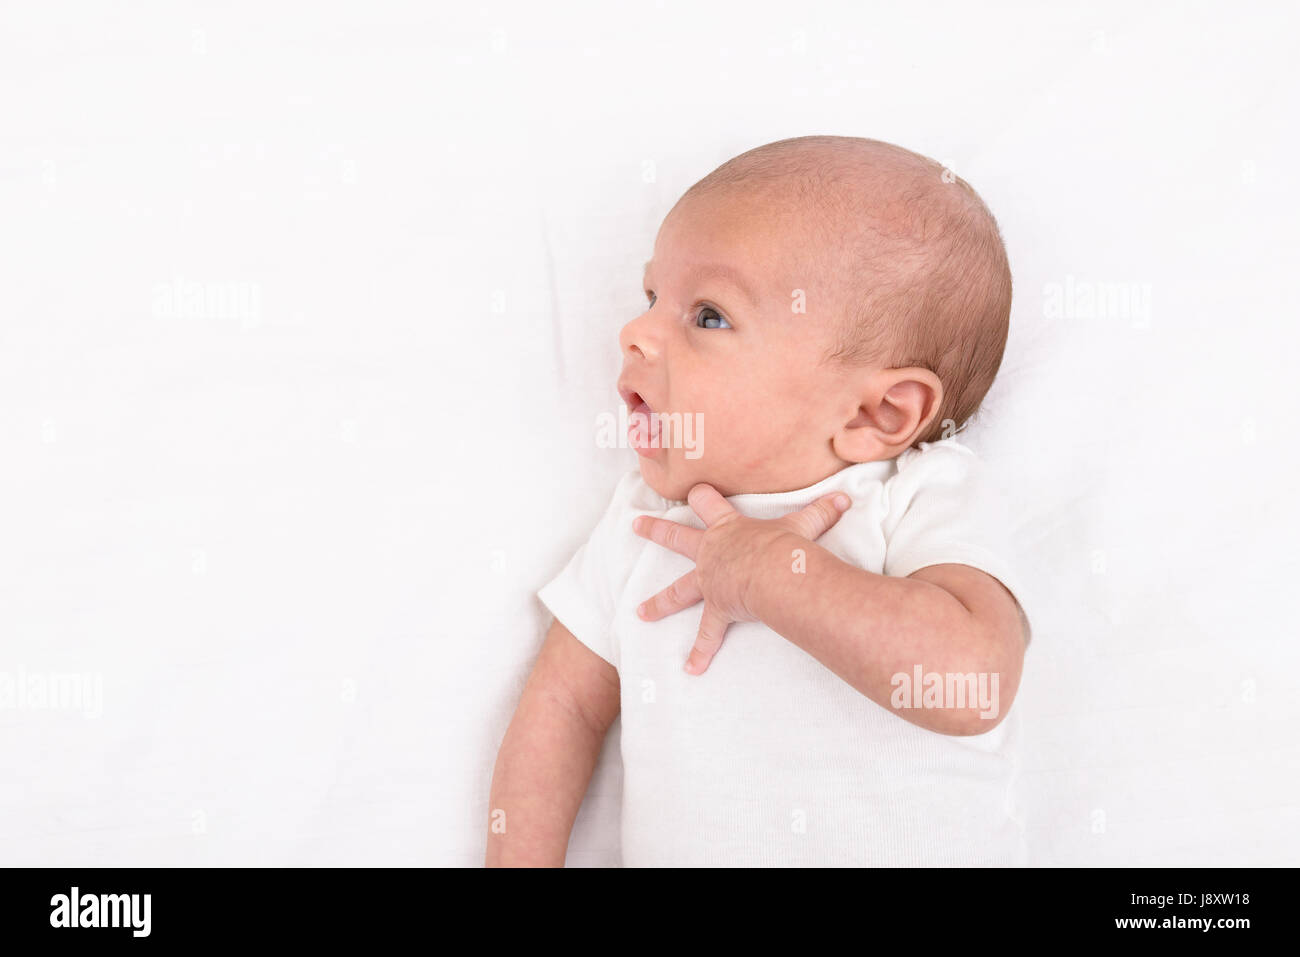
1, 1, 1296, 866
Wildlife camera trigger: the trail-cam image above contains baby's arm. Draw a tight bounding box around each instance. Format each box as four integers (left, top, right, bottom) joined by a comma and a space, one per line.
632, 486, 1025, 735
752, 547, 1025, 736
486, 617, 620, 867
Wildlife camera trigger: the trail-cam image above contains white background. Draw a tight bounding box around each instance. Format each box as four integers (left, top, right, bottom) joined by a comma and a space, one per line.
2, 1, 1297, 866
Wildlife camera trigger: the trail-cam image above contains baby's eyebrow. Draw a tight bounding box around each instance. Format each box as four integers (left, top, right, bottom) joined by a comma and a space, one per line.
642, 260, 760, 310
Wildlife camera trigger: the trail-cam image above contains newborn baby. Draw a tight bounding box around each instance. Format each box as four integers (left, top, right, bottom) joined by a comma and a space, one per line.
488, 135, 1031, 867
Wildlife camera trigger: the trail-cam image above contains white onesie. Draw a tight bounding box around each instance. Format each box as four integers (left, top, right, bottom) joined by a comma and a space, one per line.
538, 436, 1032, 867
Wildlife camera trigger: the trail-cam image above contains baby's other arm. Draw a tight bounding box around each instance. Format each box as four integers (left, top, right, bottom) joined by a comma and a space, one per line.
485, 617, 620, 867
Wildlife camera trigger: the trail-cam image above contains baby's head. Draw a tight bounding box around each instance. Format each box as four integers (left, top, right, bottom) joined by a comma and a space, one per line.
618, 135, 1012, 501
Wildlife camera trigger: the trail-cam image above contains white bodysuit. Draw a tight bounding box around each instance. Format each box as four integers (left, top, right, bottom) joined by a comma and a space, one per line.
538, 437, 1032, 867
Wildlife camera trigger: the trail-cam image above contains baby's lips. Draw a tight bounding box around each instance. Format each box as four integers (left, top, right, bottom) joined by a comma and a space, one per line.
617, 383, 644, 412
618, 381, 661, 417
626, 398, 665, 456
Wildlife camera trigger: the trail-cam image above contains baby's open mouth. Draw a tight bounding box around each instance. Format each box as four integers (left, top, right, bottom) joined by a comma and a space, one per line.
619, 387, 662, 454
619, 385, 647, 414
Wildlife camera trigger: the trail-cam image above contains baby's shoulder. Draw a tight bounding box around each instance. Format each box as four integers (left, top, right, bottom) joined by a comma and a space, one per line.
890, 436, 983, 488
879, 436, 996, 519
895, 434, 979, 474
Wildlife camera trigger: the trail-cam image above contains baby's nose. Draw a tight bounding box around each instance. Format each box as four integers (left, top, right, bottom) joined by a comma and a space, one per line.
619, 313, 661, 362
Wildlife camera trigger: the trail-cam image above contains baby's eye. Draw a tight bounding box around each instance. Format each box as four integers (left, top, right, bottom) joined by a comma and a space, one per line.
695, 306, 731, 330
645, 290, 657, 308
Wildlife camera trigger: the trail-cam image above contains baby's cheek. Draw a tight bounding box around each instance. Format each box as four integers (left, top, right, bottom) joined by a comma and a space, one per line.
733, 424, 786, 471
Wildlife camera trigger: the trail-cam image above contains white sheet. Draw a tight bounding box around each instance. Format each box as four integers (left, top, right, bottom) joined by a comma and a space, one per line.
1, 0, 1296, 866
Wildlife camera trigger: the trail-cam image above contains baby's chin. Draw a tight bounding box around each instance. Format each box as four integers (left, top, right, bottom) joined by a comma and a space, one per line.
637, 453, 749, 502
636, 454, 696, 503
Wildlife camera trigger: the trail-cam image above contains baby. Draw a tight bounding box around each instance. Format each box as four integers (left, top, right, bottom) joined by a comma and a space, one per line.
488, 135, 1031, 867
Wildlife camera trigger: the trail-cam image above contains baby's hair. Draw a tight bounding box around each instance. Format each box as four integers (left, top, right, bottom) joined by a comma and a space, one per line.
680, 135, 1012, 445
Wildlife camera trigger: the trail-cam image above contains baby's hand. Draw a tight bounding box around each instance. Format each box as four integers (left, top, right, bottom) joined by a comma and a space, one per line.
632, 484, 851, 675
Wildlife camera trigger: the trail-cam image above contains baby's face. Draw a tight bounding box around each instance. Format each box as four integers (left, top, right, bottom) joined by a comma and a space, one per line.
618, 189, 862, 500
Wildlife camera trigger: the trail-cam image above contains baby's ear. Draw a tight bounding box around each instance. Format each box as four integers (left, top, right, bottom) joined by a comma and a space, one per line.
832, 368, 943, 463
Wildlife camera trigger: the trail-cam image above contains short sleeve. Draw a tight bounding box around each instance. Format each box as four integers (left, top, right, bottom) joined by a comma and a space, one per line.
882, 439, 1033, 646
536, 470, 648, 669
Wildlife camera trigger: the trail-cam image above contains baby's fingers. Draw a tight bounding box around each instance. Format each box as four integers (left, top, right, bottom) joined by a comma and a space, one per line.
684, 605, 731, 675
637, 570, 703, 622
780, 492, 851, 542
633, 515, 703, 560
